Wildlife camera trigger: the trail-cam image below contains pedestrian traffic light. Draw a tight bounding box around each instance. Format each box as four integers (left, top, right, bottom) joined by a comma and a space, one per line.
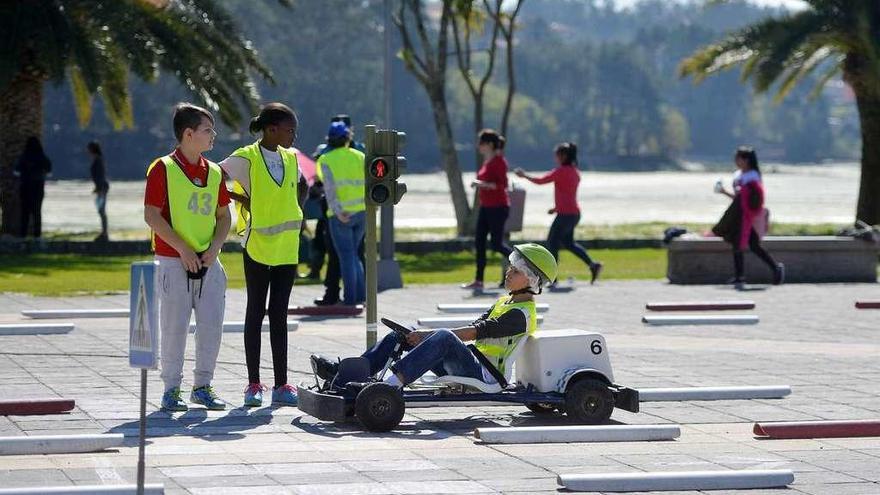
365, 128, 407, 206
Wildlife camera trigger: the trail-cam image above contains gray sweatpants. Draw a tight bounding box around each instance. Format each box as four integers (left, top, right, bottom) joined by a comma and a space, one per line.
157, 256, 226, 391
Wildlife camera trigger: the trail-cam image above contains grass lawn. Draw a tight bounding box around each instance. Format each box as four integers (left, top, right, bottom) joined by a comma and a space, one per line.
0, 249, 666, 296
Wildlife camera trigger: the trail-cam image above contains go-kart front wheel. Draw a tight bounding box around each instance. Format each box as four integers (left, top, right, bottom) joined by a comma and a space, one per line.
355, 383, 405, 432
563, 378, 614, 424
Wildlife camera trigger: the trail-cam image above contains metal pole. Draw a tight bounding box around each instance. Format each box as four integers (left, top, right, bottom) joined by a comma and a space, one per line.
365, 126, 378, 347
136, 368, 147, 495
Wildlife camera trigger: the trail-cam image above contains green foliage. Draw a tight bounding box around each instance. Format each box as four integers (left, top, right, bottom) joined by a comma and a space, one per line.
0, 0, 272, 128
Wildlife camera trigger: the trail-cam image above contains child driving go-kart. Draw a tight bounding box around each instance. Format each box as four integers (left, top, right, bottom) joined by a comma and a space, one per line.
310, 243, 557, 390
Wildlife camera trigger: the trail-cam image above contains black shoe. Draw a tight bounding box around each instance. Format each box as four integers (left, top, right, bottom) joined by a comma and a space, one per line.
314, 297, 339, 306
310, 355, 339, 381
589, 263, 603, 285
773, 263, 785, 285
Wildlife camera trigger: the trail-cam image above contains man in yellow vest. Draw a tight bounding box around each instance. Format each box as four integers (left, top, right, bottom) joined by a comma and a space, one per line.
317, 121, 367, 306
144, 103, 231, 412
311, 244, 557, 387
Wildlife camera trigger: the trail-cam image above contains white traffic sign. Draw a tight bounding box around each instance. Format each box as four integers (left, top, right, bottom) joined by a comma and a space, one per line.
129, 262, 159, 369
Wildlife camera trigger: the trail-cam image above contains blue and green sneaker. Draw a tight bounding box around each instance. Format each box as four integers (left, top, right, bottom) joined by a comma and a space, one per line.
161, 387, 188, 412
190, 385, 226, 410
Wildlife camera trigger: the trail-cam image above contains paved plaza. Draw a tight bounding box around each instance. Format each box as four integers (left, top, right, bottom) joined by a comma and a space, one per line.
0, 280, 879, 494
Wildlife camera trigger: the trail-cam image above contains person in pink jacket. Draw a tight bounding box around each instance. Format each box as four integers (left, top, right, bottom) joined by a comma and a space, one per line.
715, 147, 784, 287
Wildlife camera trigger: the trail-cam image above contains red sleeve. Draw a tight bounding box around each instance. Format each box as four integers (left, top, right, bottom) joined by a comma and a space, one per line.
217, 180, 231, 207
529, 168, 558, 185
144, 161, 167, 209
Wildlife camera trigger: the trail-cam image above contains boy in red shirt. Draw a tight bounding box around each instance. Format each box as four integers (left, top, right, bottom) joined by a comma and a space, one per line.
144, 103, 231, 411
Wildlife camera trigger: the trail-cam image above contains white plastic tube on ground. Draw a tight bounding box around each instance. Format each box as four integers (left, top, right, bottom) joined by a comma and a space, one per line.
642, 314, 758, 325
639, 385, 791, 401
21, 309, 129, 319
437, 303, 549, 314
418, 315, 543, 328
0, 434, 124, 455
0, 324, 74, 335
558, 469, 794, 492
0, 485, 164, 495
188, 320, 299, 333
474, 424, 680, 444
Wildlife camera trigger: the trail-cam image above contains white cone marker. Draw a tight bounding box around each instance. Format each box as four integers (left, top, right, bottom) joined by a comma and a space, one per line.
642, 314, 758, 325
418, 315, 543, 328
639, 385, 791, 402
0, 324, 74, 336
437, 303, 549, 314
558, 469, 794, 492
21, 309, 129, 319
0, 433, 124, 455
474, 424, 680, 444
0, 485, 164, 495
188, 320, 299, 333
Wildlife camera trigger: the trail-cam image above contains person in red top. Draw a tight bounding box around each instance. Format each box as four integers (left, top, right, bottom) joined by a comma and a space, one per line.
144, 103, 232, 412
516, 142, 603, 284
462, 129, 514, 290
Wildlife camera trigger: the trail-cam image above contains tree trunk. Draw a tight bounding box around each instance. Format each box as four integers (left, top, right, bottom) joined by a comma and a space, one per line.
847, 53, 880, 226
429, 84, 472, 236
0, 70, 43, 237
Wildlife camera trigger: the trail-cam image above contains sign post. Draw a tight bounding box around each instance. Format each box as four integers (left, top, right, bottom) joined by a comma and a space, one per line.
129, 261, 159, 495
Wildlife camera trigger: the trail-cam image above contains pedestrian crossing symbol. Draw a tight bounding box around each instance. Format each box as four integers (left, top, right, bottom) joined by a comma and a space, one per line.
129, 261, 159, 369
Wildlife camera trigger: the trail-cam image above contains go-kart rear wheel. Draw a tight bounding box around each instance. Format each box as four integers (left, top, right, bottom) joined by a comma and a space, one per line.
525, 402, 558, 414
355, 383, 405, 432
563, 378, 614, 424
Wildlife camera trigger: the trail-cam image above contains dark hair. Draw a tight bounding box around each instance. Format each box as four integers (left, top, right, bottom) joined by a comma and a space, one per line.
735, 146, 761, 176
555, 142, 578, 166
23, 136, 45, 158
327, 135, 349, 148
87, 140, 102, 156
249, 102, 297, 134
172, 103, 214, 142
478, 128, 504, 150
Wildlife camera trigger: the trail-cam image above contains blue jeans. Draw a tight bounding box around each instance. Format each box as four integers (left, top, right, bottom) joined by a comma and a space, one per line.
329, 211, 366, 305
361, 329, 484, 385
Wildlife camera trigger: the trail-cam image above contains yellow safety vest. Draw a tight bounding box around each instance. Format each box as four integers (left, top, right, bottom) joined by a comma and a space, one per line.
316, 146, 366, 217
147, 155, 220, 253
474, 296, 538, 378
232, 142, 302, 266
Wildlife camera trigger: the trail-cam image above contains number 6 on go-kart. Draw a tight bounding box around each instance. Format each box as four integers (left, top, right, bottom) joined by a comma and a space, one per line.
298, 318, 639, 432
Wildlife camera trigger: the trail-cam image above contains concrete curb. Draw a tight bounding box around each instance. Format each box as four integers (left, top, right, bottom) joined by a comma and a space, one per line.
0, 324, 74, 335
642, 314, 758, 325
0, 433, 124, 455
22, 309, 129, 319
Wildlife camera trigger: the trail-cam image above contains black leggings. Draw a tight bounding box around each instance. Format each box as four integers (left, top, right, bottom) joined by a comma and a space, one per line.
474, 206, 513, 281
243, 249, 297, 388
546, 213, 594, 268
733, 229, 777, 279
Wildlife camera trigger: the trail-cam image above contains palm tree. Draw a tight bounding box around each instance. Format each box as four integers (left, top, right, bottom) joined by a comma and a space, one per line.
0, 0, 275, 236
679, 0, 880, 225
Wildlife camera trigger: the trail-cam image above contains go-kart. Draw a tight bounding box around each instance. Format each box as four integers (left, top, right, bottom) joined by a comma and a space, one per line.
297, 318, 639, 432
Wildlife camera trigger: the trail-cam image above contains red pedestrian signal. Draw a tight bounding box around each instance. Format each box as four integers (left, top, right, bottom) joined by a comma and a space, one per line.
370, 158, 388, 179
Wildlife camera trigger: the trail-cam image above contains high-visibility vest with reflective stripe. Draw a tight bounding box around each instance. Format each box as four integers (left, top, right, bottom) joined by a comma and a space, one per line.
147, 155, 220, 253
473, 296, 538, 379
316, 146, 366, 216
232, 142, 302, 266
232, 180, 248, 236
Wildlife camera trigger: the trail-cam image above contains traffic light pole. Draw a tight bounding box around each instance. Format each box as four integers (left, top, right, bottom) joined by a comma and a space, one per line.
365, 126, 378, 347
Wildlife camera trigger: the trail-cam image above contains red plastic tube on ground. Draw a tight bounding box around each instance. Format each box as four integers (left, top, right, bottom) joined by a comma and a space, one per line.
754, 420, 880, 439
288, 305, 363, 316
646, 301, 755, 311
854, 301, 880, 309
0, 399, 75, 416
